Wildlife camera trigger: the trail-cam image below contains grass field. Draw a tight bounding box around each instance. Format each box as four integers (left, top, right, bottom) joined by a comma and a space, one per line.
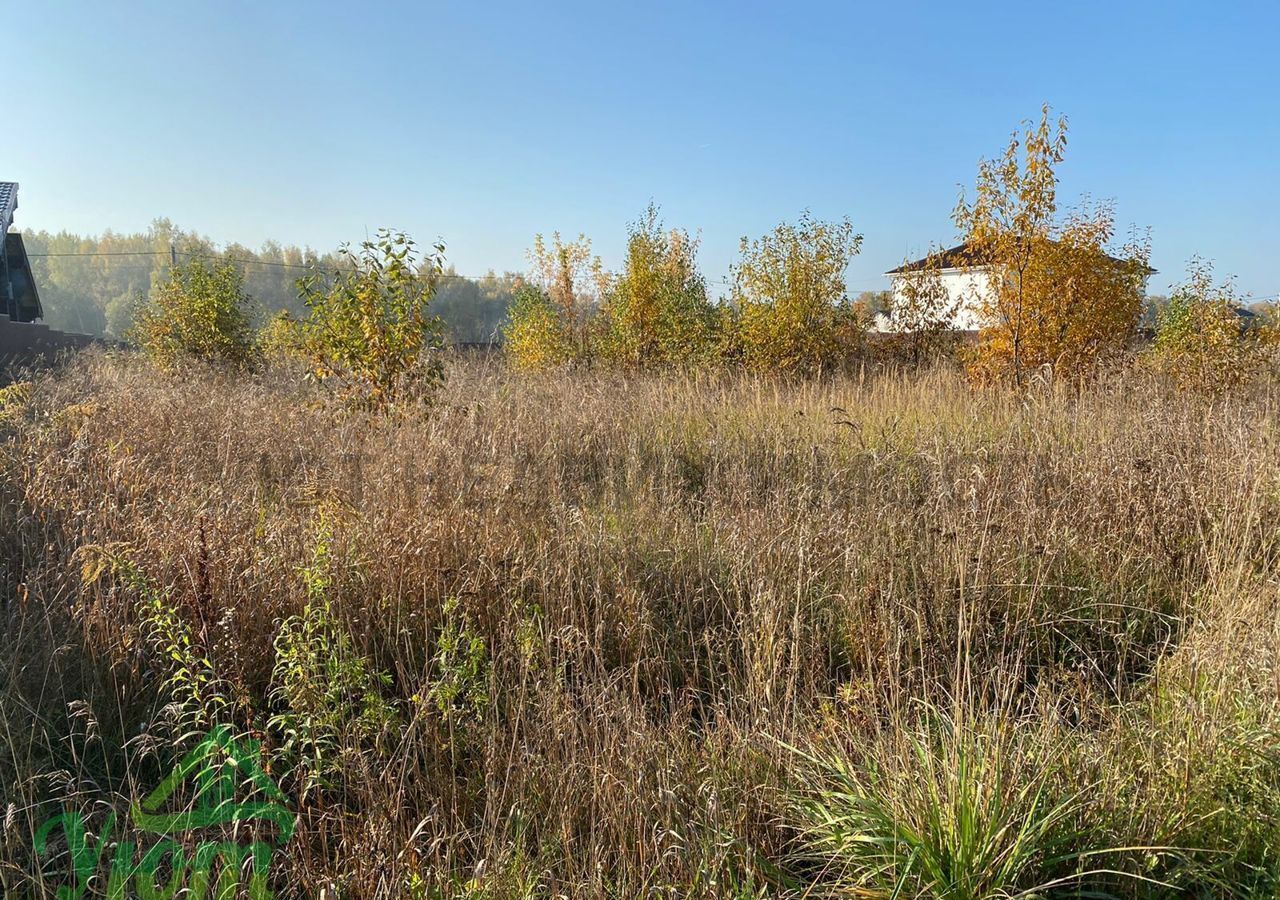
3, 351, 1280, 897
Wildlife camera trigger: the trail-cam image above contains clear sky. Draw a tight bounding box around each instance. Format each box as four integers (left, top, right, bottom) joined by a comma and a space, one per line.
9, 1, 1278, 298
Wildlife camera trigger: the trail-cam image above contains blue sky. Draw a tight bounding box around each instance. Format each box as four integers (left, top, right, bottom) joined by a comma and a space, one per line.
9, 1, 1278, 298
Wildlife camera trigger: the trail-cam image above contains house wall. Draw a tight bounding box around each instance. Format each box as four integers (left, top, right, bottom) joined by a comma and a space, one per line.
884, 267, 994, 332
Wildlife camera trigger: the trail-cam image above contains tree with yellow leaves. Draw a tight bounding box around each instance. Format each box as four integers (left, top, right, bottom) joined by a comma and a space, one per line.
1151, 258, 1259, 390
954, 107, 1151, 380
726, 212, 864, 375
502, 283, 575, 371
503, 232, 608, 369
598, 204, 718, 367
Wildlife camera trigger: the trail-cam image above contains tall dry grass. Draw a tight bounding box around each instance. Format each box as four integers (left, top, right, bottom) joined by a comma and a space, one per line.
1, 351, 1279, 897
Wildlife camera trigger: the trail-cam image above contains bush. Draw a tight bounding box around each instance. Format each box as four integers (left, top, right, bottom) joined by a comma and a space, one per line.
501, 283, 577, 371
297, 230, 446, 408
257, 310, 307, 360
1151, 259, 1257, 390
727, 212, 864, 374
598, 205, 719, 367
130, 258, 257, 370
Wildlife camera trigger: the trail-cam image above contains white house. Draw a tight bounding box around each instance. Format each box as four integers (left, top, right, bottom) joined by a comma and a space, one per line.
880, 243, 995, 333
879, 241, 1154, 333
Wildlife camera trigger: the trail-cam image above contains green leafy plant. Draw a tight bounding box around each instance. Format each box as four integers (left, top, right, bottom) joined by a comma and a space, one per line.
425, 597, 490, 723
269, 516, 397, 799
77, 544, 229, 735
130, 258, 257, 371
297, 229, 446, 408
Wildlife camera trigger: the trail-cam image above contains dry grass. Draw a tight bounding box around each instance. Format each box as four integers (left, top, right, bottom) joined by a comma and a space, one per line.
2, 351, 1279, 897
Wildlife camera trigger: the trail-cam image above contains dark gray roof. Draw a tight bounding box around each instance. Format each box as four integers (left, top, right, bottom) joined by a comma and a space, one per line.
0, 182, 16, 235
886, 243, 990, 274
887, 239, 1156, 276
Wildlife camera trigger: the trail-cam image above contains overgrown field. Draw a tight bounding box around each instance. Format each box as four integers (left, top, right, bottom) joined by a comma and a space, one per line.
3, 352, 1280, 897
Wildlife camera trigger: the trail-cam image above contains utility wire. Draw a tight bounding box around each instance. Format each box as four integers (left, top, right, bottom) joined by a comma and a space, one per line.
38, 248, 1269, 298
27, 249, 518, 282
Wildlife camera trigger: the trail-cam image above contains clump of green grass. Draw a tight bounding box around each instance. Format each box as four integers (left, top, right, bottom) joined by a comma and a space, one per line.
786, 711, 1106, 899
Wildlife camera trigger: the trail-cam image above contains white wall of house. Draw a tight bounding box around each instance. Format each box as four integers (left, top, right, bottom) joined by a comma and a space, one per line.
883, 267, 995, 332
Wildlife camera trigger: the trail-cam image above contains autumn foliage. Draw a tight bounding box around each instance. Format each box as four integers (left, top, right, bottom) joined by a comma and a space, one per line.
1150, 258, 1265, 390
726, 212, 865, 375
502, 233, 607, 370
597, 205, 719, 367
503, 210, 865, 375
954, 108, 1152, 380
131, 258, 257, 371
501, 283, 576, 371
295, 230, 446, 408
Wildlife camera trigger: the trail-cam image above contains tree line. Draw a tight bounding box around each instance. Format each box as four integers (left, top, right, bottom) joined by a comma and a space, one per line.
21, 220, 519, 344
71, 106, 1279, 403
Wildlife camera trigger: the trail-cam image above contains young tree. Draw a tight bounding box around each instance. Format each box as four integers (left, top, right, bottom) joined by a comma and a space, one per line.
527, 232, 608, 354
599, 205, 718, 367
502, 233, 607, 369
502, 283, 576, 371
296, 229, 445, 408
954, 106, 1150, 380
1152, 258, 1257, 390
728, 212, 864, 375
130, 258, 257, 371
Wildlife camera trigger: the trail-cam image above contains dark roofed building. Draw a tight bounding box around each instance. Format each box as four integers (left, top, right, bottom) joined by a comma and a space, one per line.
886, 242, 993, 275
878, 238, 1155, 333
887, 239, 1155, 275
0, 182, 44, 323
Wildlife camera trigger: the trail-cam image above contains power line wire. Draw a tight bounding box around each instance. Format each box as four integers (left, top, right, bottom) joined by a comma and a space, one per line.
27, 248, 734, 285
28, 249, 1271, 299
27, 248, 519, 282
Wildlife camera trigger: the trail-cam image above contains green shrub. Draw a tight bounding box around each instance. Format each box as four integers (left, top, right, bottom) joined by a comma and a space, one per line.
269, 517, 397, 800
130, 259, 257, 370
597, 205, 719, 367
77, 544, 229, 734
297, 229, 446, 408
501, 284, 576, 371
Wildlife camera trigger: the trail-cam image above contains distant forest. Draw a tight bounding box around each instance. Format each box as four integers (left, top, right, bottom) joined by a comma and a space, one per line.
21, 219, 519, 342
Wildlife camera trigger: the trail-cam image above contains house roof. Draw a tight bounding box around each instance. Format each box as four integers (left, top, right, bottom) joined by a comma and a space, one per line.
885, 239, 1156, 276
0, 182, 17, 236
886, 243, 990, 274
